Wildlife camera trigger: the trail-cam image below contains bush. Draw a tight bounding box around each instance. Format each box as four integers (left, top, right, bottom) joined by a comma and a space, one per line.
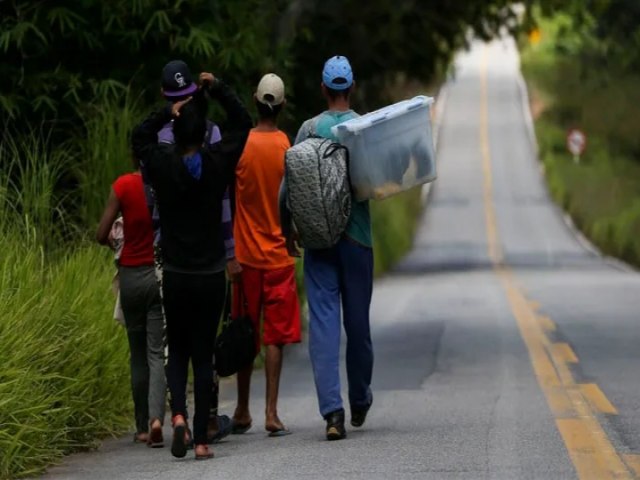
521, 10, 640, 267
371, 189, 423, 276
0, 132, 131, 479
0, 241, 130, 479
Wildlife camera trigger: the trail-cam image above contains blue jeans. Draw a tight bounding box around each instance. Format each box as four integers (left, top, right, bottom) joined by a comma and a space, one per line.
304, 237, 374, 418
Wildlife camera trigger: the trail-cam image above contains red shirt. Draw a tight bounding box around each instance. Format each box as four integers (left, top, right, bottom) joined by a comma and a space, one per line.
112, 173, 154, 266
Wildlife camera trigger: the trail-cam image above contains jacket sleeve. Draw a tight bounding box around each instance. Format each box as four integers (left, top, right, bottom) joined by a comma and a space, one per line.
205, 79, 252, 183
131, 105, 173, 182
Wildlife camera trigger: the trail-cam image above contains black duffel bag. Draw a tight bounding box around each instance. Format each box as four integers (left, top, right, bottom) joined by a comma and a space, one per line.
214, 283, 257, 377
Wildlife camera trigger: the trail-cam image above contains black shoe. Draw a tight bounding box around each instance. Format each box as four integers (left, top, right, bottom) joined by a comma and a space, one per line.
324, 409, 346, 441
351, 402, 372, 428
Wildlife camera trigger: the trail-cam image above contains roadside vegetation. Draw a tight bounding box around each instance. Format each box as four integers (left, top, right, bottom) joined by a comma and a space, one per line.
0, 133, 130, 479
520, 3, 640, 265
1, 1, 528, 477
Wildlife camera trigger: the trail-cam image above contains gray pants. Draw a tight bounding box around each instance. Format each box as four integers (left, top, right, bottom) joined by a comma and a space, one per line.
119, 265, 166, 433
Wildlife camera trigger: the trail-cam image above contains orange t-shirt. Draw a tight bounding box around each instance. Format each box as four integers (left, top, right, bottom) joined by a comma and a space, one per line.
234, 129, 294, 269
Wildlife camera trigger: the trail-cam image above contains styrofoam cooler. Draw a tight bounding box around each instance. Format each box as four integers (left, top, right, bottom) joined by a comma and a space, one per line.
331, 95, 436, 201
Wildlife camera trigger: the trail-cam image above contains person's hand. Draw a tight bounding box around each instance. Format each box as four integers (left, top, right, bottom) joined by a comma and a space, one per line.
286, 234, 301, 258
171, 97, 192, 117
199, 72, 215, 86
226, 257, 242, 282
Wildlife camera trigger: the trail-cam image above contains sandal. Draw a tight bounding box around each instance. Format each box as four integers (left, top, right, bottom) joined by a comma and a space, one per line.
267, 426, 291, 437
231, 420, 252, 435
133, 432, 149, 444
195, 444, 214, 460
147, 420, 164, 448
171, 415, 188, 459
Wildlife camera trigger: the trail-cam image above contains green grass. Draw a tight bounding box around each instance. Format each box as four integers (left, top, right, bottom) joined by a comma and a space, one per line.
0, 132, 131, 479
0, 240, 131, 479
520, 12, 640, 266
371, 188, 423, 276
77, 94, 143, 225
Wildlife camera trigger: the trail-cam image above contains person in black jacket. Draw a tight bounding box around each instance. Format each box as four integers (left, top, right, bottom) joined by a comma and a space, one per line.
132, 73, 251, 460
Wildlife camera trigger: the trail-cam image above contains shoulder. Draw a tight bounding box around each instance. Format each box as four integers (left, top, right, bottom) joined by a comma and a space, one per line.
113, 173, 140, 196
157, 122, 174, 144
147, 144, 175, 164
275, 130, 292, 147
295, 115, 322, 144
302, 114, 325, 132
114, 173, 135, 186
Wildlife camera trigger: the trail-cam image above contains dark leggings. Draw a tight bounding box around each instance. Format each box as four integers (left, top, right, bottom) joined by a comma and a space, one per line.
162, 270, 225, 445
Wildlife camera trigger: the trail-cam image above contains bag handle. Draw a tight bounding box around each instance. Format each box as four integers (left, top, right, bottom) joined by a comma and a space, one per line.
221, 281, 233, 327
322, 141, 353, 195
222, 280, 249, 325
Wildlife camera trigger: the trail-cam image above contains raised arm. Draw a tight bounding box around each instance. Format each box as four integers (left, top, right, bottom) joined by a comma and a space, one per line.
131, 106, 173, 167
201, 75, 252, 182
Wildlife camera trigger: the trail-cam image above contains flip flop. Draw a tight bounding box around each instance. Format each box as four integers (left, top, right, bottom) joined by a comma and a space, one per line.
231, 421, 252, 435
171, 423, 188, 459
208, 415, 233, 444
133, 432, 149, 444
267, 427, 291, 438
147, 425, 164, 448
195, 444, 214, 460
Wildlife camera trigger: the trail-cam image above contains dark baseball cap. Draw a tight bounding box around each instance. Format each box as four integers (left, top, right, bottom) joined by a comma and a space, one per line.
161, 60, 198, 98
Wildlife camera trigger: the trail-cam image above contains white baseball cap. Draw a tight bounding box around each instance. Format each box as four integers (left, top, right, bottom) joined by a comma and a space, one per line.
256, 73, 285, 108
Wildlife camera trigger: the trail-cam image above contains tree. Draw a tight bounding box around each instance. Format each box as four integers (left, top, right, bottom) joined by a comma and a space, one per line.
0, 0, 289, 123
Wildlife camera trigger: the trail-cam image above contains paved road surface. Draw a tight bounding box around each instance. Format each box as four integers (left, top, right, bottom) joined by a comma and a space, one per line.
45, 39, 640, 480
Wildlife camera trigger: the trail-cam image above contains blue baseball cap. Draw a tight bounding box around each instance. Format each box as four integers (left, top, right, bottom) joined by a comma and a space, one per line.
322, 55, 353, 90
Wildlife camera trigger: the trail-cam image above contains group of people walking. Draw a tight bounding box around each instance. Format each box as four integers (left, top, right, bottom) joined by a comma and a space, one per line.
96, 55, 375, 460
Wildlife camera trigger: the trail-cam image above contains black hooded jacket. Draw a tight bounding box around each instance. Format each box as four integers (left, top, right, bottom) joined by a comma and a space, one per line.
131, 80, 252, 271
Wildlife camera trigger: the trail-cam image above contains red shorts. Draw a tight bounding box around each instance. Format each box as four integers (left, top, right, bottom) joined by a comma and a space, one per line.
232, 264, 301, 350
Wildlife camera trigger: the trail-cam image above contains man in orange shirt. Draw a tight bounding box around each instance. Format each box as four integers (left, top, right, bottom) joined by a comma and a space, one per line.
231, 74, 301, 437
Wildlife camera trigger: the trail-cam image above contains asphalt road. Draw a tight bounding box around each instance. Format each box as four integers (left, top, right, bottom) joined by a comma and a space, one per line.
44, 39, 640, 480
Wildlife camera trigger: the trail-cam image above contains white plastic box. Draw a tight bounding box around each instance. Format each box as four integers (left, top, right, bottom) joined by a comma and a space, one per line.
332, 95, 436, 201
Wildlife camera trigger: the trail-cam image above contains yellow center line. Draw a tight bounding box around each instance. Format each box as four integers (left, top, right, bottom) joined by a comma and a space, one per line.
479, 44, 633, 480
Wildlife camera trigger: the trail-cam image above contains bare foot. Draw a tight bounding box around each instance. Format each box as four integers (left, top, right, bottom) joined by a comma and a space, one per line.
232, 408, 252, 427
265, 413, 287, 433
195, 444, 214, 460
134, 432, 149, 443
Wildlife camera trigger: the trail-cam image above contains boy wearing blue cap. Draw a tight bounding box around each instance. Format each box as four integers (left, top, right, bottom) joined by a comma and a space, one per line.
293, 55, 374, 441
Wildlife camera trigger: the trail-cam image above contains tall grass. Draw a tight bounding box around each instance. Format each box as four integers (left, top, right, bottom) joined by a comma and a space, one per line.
77, 94, 143, 224
0, 132, 131, 479
0, 131, 73, 246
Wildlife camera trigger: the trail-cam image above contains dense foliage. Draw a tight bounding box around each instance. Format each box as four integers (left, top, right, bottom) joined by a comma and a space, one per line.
520, 4, 640, 264
1, 0, 522, 128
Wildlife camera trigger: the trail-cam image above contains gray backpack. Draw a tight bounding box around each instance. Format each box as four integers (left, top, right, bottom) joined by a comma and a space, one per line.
285, 138, 351, 249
